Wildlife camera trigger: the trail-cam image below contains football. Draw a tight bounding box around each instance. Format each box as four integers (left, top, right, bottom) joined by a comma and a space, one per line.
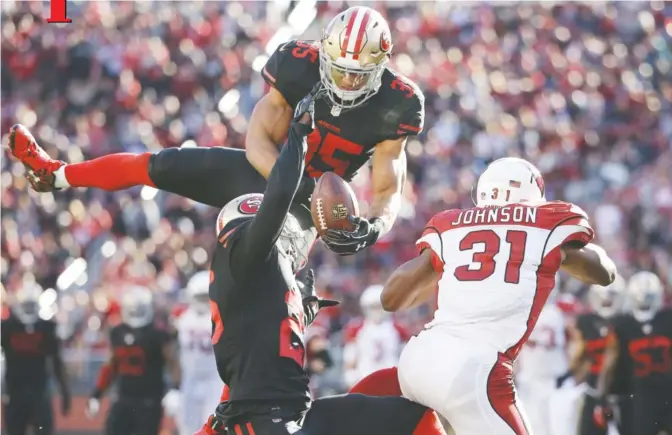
311, 172, 360, 237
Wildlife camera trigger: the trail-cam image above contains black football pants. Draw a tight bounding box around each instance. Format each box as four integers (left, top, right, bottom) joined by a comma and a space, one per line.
225, 394, 428, 435
105, 397, 163, 435
577, 395, 605, 435
2, 391, 53, 435
629, 392, 672, 435
148, 147, 314, 232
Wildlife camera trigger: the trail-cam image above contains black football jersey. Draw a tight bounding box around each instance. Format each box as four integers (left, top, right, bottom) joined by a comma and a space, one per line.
611, 309, 672, 395
576, 313, 612, 388
109, 322, 171, 399
1, 314, 58, 393
209, 222, 311, 420
262, 40, 425, 181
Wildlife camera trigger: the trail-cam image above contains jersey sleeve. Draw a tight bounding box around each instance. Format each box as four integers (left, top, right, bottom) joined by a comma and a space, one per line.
542, 202, 595, 255
397, 89, 424, 138
416, 210, 457, 273
261, 40, 318, 109
385, 75, 425, 140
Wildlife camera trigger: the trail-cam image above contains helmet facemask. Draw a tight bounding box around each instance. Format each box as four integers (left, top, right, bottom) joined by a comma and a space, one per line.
278, 213, 311, 274
319, 50, 387, 116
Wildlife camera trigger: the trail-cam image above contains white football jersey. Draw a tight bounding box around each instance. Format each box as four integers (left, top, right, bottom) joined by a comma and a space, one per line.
417, 201, 593, 359
516, 302, 569, 383
176, 308, 219, 381
343, 319, 408, 387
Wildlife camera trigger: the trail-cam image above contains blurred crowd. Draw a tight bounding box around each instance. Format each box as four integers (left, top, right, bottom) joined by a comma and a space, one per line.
2, 0, 671, 390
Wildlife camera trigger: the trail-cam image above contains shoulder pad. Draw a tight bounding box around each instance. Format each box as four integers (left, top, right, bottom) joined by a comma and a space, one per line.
262, 40, 320, 109
424, 209, 461, 234
538, 201, 588, 219
537, 201, 594, 237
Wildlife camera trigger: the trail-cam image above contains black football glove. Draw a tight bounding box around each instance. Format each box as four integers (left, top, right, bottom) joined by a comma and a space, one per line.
297, 269, 339, 327
322, 216, 385, 255
290, 82, 326, 136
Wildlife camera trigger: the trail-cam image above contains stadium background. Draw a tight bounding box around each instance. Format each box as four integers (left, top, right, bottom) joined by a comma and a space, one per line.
1, 0, 671, 434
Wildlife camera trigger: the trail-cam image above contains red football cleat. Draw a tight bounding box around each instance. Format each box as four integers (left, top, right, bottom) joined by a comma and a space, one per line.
8, 124, 64, 191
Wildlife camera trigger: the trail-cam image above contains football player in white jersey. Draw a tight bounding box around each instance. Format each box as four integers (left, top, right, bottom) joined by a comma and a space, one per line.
343, 285, 410, 389
380, 157, 617, 435
515, 288, 569, 435
171, 271, 223, 435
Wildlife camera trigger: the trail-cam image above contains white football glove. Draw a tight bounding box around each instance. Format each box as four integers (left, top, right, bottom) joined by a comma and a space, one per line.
85, 398, 100, 419
162, 388, 181, 417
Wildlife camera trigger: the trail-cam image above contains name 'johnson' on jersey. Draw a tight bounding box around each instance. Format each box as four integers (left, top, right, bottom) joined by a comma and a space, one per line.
417, 200, 594, 359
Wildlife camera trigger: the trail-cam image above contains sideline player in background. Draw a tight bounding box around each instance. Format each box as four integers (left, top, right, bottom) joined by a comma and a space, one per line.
569, 278, 627, 435
343, 285, 409, 389
597, 271, 672, 435
1, 284, 71, 435
86, 287, 181, 435
9, 6, 424, 256
199, 94, 442, 435
515, 291, 569, 435
171, 271, 224, 435
380, 157, 617, 435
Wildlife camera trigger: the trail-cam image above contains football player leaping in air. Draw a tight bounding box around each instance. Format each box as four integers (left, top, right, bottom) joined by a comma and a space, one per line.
8, 6, 424, 257
380, 157, 618, 435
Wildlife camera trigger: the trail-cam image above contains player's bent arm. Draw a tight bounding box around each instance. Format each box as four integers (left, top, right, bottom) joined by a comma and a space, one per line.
596, 333, 619, 398
91, 354, 117, 399
567, 322, 588, 377
368, 138, 407, 237
561, 243, 616, 286
234, 115, 308, 269
245, 87, 294, 179
381, 249, 439, 312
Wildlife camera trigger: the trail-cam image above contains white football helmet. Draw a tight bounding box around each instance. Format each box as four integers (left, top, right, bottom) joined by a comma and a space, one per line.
12, 283, 43, 325
588, 275, 626, 318
627, 271, 663, 322
186, 270, 210, 315
216, 193, 264, 235
360, 284, 389, 323
121, 286, 154, 328
475, 157, 546, 207
319, 7, 392, 115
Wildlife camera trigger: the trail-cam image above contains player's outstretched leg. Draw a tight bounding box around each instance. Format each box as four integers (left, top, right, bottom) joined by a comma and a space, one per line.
9, 124, 157, 192
347, 367, 446, 435
8, 124, 268, 208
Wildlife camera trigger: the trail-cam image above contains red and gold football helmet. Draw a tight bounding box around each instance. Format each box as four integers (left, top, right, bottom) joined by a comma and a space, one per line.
320, 7, 392, 116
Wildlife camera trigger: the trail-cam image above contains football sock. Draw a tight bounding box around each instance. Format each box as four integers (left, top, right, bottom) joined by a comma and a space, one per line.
349, 367, 447, 435
57, 152, 156, 190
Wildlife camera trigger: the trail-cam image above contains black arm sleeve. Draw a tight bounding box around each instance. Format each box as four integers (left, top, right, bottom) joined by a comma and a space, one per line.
262, 40, 318, 109
232, 125, 307, 270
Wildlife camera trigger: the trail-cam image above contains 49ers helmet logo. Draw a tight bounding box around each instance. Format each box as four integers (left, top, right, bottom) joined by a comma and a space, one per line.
380, 31, 391, 53
238, 196, 262, 214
